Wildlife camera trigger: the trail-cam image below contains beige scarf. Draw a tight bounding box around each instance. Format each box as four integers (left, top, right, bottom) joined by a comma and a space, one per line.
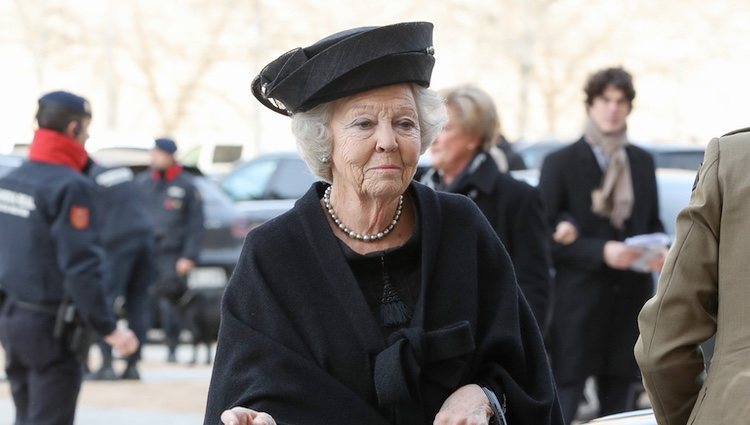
584, 118, 634, 230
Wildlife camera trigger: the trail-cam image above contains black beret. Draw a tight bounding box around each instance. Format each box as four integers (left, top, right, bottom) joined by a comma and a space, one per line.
38, 91, 92, 117
251, 22, 435, 116
154, 137, 178, 154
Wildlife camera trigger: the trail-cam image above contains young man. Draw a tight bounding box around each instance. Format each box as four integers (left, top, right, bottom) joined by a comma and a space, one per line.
0, 91, 138, 425
136, 138, 204, 362
539, 67, 665, 424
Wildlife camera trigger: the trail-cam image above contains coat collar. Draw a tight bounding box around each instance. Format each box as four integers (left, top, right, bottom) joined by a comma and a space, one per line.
151, 163, 183, 182
293, 181, 441, 351
421, 151, 497, 196
573, 137, 604, 182
448, 151, 497, 195
28, 128, 88, 172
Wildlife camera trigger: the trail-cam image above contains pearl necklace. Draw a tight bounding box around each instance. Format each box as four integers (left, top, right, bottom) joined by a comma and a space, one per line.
323, 185, 403, 242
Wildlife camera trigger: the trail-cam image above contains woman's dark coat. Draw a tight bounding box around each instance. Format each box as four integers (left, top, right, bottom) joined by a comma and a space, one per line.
538, 138, 663, 385
421, 152, 552, 329
204, 182, 563, 425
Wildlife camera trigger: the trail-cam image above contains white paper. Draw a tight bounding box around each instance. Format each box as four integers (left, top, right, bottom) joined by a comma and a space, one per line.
624, 233, 671, 273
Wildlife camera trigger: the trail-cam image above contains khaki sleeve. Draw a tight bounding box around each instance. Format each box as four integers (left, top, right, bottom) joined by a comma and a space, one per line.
635, 137, 721, 425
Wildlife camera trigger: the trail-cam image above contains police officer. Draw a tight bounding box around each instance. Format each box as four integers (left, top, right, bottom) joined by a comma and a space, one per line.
136, 138, 204, 363
85, 158, 155, 380
0, 91, 138, 425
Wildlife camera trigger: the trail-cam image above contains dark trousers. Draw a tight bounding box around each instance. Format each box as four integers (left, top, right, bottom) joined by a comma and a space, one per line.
0, 303, 82, 425
558, 376, 636, 425
97, 235, 155, 366
154, 251, 182, 352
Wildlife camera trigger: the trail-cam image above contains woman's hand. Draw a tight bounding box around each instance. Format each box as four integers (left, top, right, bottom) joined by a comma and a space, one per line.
220, 407, 276, 425
434, 384, 492, 425
553, 220, 578, 245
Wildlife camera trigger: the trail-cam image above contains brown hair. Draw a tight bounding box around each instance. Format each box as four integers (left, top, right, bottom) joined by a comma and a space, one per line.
584, 67, 636, 108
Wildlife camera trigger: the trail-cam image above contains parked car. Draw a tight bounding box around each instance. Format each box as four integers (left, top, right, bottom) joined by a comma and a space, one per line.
515, 140, 705, 171
219, 152, 317, 230
585, 409, 655, 424
639, 143, 704, 171
0, 155, 23, 178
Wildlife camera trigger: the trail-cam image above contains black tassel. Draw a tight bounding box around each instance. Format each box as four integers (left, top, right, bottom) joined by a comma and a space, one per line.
380, 255, 412, 327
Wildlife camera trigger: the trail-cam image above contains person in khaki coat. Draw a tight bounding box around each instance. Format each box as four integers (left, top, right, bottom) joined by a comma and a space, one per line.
635, 127, 750, 425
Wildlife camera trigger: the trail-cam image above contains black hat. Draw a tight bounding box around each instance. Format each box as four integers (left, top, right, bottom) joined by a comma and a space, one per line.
38, 91, 92, 117
154, 137, 178, 154
252, 22, 435, 116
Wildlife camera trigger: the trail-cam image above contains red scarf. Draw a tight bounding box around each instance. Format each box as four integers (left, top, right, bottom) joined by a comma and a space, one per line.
28, 128, 88, 172
151, 163, 183, 182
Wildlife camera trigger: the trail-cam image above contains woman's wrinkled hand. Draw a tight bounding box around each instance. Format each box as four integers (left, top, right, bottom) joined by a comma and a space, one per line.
220, 407, 276, 425
434, 384, 492, 425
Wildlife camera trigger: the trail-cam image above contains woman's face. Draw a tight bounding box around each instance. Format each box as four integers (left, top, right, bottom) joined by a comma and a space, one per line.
429, 105, 478, 172
329, 84, 422, 199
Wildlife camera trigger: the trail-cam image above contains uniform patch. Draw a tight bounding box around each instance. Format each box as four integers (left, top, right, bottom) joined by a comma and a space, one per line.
164, 199, 183, 210
168, 186, 186, 198
95, 167, 134, 188
70, 205, 90, 230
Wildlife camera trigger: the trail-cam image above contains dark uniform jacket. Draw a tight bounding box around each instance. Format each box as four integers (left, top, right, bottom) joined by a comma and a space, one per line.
204, 182, 563, 425
0, 129, 116, 335
421, 151, 552, 328
86, 161, 153, 249
539, 137, 663, 385
135, 164, 204, 261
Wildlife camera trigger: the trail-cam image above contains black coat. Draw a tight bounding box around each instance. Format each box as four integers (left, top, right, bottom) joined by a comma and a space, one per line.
205, 182, 562, 425
421, 152, 552, 329
497, 136, 527, 171
538, 138, 663, 385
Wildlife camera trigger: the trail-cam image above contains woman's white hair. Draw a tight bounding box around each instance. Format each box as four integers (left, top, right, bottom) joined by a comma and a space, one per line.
290, 84, 446, 182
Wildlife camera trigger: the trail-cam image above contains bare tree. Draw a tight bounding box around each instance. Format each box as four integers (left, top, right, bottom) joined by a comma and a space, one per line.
126, 0, 235, 135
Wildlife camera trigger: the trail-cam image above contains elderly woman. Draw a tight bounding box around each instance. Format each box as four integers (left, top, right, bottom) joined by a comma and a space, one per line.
204, 23, 562, 425
421, 85, 552, 328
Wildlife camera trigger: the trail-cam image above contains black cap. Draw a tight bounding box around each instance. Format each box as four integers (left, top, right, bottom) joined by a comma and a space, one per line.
38, 91, 92, 117
154, 138, 177, 154
252, 22, 435, 116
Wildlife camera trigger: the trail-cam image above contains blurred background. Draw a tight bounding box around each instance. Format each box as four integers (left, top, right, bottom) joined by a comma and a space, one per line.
2, 0, 750, 159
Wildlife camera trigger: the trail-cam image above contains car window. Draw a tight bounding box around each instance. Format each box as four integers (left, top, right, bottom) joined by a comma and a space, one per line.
213, 145, 243, 163
266, 159, 316, 200
220, 158, 278, 201
192, 176, 234, 208
180, 146, 201, 166
652, 151, 703, 171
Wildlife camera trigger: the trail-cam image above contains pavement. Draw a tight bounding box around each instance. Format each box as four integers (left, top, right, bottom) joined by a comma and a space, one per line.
0, 343, 213, 425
